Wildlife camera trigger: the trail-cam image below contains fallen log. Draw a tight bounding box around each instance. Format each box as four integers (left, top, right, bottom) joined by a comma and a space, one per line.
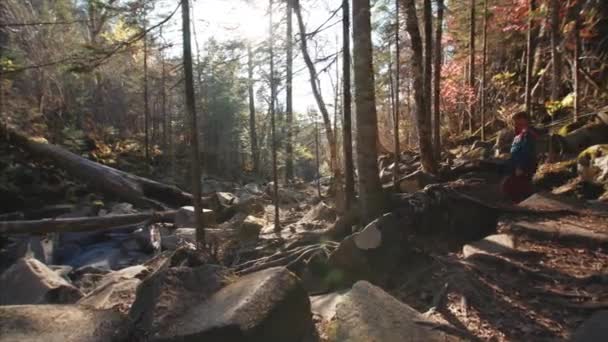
1, 125, 193, 209
0, 211, 175, 235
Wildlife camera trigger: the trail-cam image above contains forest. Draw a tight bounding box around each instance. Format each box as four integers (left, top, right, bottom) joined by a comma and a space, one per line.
1, 0, 608, 341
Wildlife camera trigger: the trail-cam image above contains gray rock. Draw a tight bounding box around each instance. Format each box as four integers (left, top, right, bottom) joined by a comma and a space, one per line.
571, 310, 608, 342
15, 235, 55, 264
154, 267, 312, 342
0, 257, 82, 305
462, 234, 516, 258
328, 281, 462, 342
239, 215, 264, 242
244, 183, 263, 195
0, 304, 131, 342
397, 170, 438, 193
161, 228, 196, 250
174, 206, 216, 228
78, 265, 149, 309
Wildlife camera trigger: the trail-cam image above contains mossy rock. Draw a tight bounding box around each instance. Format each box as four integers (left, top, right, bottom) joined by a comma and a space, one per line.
578, 144, 608, 161
557, 120, 586, 136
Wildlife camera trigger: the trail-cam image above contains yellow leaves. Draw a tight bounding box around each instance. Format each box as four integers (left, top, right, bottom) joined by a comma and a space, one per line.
101, 19, 139, 44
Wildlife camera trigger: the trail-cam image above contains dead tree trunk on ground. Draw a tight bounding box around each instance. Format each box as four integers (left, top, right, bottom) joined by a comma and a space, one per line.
1, 126, 194, 209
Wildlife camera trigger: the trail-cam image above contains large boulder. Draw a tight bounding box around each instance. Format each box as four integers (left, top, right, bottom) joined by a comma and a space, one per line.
153, 267, 312, 342
571, 310, 608, 342
78, 265, 149, 311
327, 281, 462, 342
0, 257, 82, 305
0, 304, 131, 342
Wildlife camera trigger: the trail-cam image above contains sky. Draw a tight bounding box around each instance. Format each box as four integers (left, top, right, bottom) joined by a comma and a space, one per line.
153, 0, 344, 115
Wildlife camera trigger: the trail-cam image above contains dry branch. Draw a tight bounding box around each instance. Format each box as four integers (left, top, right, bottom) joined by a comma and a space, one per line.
0, 211, 175, 235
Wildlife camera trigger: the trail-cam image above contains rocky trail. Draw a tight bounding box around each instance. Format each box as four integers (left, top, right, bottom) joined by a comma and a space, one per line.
1, 124, 608, 341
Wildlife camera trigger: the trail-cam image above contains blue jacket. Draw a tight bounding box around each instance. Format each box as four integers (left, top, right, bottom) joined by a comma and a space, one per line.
509, 128, 537, 175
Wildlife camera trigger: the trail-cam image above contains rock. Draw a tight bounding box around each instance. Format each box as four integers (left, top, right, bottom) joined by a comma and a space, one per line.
461, 146, 491, 160
78, 265, 148, 311
300, 202, 336, 224
0, 257, 82, 305
578, 144, 608, 184
239, 215, 264, 242
217, 192, 238, 207
244, 183, 263, 195
0, 304, 131, 342
328, 213, 403, 285
129, 261, 227, 334
154, 267, 312, 342
494, 128, 515, 155
15, 235, 55, 264
174, 206, 216, 228
49, 265, 73, 280
310, 291, 347, 321
161, 228, 197, 250
109, 202, 137, 215
571, 310, 608, 342
397, 170, 438, 193
327, 281, 462, 342
462, 234, 516, 258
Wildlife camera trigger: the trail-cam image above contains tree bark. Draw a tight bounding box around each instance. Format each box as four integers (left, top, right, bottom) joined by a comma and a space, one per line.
342, 0, 355, 209
422, 0, 433, 139
143, 11, 150, 162
1, 126, 195, 209
285, 0, 294, 181
433, 0, 444, 157
550, 0, 562, 101
269, 0, 280, 231
403, 0, 437, 174
573, 2, 581, 122
247, 44, 259, 174
393, 0, 401, 186
0, 211, 176, 235
525, 0, 538, 117
181, 0, 205, 244
352, 0, 387, 223
468, 0, 476, 132
480, 0, 488, 141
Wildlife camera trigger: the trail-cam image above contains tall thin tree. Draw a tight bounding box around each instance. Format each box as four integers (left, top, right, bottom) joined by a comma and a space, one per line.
524, 0, 537, 116
468, 0, 476, 132
247, 44, 259, 174
393, 0, 401, 186
573, 0, 581, 122
480, 0, 488, 140
181, 0, 204, 245
353, 0, 386, 222
404, 0, 437, 174
550, 0, 562, 101
433, 0, 444, 157
342, 0, 355, 209
269, 0, 280, 231
422, 0, 432, 137
285, 0, 294, 181
143, 8, 150, 161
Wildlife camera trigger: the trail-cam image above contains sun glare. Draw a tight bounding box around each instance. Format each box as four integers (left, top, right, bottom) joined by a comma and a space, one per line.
192, 0, 267, 43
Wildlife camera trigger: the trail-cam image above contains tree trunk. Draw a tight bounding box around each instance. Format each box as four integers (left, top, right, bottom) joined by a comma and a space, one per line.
480, 0, 488, 141
403, 0, 437, 174
468, 0, 476, 132
573, 3, 581, 122
0, 211, 176, 235
550, 0, 562, 101
143, 12, 150, 162
342, 0, 355, 209
422, 0, 433, 140
247, 44, 259, 174
285, 0, 294, 181
293, 0, 340, 187
525, 0, 537, 117
269, 0, 280, 231
352, 0, 387, 223
433, 0, 444, 157
1, 126, 196, 209
314, 117, 322, 198
393, 0, 401, 186
181, 0, 205, 245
